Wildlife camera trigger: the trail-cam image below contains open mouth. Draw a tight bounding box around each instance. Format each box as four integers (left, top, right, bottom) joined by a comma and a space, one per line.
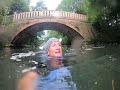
55, 51, 61, 53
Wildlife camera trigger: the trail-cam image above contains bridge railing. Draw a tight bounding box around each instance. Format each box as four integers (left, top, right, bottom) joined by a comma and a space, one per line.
13, 10, 87, 21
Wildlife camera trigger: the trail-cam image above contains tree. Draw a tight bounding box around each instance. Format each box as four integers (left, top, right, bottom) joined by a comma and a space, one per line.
30, 0, 47, 11
86, 0, 120, 43
56, 0, 86, 14
0, 0, 14, 14
0, 0, 13, 23
9, 0, 30, 14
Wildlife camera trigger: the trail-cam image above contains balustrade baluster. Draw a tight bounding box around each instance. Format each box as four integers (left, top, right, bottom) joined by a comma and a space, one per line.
31, 12, 33, 17
62, 11, 64, 17
38, 11, 41, 17
48, 11, 50, 16
68, 13, 70, 18
13, 15, 15, 20
25, 13, 27, 19
41, 11, 43, 17
36, 11, 39, 17
27, 12, 29, 18
46, 11, 48, 16
49, 11, 51, 16
34, 11, 37, 17
63, 12, 64, 18
77, 14, 79, 19
17, 14, 19, 20
29, 12, 31, 18
24, 12, 27, 19
76, 14, 81, 20
19, 14, 21, 19
14, 14, 16, 20
45, 11, 47, 16
53, 11, 55, 17
66, 12, 68, 18
33, 11, 35, 17
22, 13, 23, 19
58, 11, 60, 17
81, 15, 84, 21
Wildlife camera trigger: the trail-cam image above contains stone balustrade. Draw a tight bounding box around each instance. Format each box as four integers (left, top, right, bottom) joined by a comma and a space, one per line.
13, 10, 87, 21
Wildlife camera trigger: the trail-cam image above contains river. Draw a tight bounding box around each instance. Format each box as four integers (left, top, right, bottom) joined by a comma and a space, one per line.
0, 45, 120, 90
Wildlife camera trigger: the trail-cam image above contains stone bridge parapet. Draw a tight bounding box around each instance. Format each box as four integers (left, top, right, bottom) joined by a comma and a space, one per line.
13, 10, 87, 21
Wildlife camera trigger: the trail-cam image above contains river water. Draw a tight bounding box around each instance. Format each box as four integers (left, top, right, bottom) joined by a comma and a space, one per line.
0, 45, 120, 90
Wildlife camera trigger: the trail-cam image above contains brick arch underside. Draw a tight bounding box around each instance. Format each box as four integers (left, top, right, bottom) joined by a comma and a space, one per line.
11, 22, 83, 45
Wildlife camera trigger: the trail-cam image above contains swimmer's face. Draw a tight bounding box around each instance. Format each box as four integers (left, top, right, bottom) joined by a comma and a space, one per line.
48, 42, 62, 57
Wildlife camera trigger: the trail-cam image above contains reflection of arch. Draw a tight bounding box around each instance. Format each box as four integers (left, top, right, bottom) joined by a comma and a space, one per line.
12, 20, 84, 45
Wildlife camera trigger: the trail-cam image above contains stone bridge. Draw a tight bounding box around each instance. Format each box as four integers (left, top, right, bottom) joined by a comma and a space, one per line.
10, 10, 94, 45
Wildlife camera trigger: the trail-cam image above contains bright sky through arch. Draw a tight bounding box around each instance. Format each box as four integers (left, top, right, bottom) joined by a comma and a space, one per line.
30, 0, 62, 10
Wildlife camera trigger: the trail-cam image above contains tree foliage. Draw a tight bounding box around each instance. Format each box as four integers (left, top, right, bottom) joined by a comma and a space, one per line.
30, 0, 47, 11
57, 0, 86, 14
0, 0, 13, 15
0, 0, 12, 23
86, 0, 120, 43
0, 0, 30, 24
9, 0, 30, 14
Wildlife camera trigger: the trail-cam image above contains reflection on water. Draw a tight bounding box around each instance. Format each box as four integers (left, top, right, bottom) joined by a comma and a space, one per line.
0, 45, 120, 90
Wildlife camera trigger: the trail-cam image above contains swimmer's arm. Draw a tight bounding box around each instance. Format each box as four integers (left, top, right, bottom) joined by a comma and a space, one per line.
17, 71, 39, 90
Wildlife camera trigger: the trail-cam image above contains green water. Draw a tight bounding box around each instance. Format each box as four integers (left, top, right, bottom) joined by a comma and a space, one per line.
72, 46, 120, 90
0, 45, 120, 90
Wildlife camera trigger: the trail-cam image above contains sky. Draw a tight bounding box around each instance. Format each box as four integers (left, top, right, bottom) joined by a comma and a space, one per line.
30, 0, 62, 10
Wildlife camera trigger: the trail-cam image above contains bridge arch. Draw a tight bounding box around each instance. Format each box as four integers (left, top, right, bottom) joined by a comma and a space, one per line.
16, 19, 83, 36
12, 20, 83, 45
